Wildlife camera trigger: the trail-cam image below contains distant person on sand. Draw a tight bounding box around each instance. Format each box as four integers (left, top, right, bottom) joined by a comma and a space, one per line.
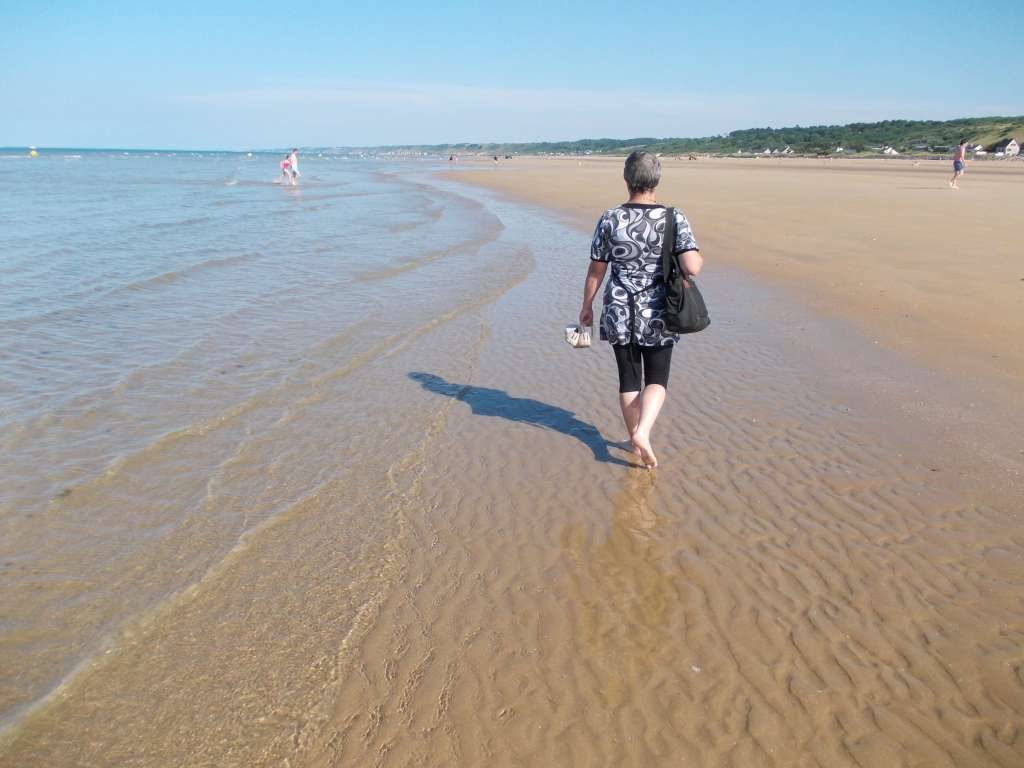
949, 139, 968, 188
579, 151, 703, 468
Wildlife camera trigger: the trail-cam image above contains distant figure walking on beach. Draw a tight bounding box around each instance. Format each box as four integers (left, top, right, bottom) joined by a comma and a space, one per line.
579, 151, 703, 468
950, 139, 968, 188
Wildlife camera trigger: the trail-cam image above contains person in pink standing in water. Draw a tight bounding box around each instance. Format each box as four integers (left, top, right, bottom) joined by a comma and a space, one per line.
278, 154, 293, 185
949, 139, 968, 188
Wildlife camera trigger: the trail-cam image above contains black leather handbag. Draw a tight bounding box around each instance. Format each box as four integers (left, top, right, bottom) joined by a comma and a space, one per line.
661, 207, 710, 334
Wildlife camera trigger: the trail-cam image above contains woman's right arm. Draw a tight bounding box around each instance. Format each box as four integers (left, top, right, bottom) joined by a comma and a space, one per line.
582, 211, 612, 326
579, 261, 608, 327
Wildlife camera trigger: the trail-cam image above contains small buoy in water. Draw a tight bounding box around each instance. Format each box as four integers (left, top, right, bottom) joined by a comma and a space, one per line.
29, 149, 38, 157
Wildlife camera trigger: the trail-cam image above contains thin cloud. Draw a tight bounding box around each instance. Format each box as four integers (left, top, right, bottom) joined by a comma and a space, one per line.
182, 82, 727, 116
18, 80, 1011, 149
177, 81, 753, 145
158, 82, 1017, 149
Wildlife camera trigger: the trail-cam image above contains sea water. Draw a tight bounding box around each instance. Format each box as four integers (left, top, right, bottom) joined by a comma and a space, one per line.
0, 150, 528, 732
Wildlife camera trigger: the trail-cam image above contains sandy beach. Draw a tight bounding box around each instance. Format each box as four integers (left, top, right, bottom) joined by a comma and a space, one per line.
446, 156, 1024, 399
7, 0, 1023, 762
3, 156, 1023, 767
305, 159, 1024, 766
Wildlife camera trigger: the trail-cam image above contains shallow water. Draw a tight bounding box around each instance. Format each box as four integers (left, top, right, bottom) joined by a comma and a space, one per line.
1, 154, 1022, 767
0, 152, 525, 734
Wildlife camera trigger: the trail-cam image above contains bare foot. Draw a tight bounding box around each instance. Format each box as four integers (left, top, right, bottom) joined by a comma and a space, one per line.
630, 429, 658, 468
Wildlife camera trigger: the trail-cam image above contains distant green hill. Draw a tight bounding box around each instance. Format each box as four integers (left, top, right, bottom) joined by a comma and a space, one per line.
367, 116, 1024, 156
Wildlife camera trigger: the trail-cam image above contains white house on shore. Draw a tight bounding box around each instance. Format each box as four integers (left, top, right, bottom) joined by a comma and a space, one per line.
990, 138, 1019, 157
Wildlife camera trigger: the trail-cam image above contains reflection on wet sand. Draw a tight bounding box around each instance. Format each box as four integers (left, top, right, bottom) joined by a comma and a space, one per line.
561, 471, 674, 659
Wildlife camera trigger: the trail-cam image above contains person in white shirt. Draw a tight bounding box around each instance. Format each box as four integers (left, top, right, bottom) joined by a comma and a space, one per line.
288, 148, 299, 184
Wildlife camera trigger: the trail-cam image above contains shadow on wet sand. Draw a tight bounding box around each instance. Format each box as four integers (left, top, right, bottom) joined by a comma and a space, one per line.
409, 372, 633, 467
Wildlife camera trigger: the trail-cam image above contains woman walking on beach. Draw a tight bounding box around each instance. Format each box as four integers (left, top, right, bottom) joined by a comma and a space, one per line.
579, 151, 703, 468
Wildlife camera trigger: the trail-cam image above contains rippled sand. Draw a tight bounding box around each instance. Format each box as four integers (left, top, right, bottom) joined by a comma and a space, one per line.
449, 156, 1024, 401
2, 161, 1022, 767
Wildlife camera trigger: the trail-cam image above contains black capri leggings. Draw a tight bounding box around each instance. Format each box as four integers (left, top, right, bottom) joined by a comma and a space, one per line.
612, 343, 673, 393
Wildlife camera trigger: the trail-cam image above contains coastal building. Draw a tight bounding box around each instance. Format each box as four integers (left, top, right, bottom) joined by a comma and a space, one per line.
989, 138, 1019, 157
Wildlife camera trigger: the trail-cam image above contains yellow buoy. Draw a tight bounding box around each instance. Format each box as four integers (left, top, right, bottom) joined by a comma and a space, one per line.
29, 149, 38, 157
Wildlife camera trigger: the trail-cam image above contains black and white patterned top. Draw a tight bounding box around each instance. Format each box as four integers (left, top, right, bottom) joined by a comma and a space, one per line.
590, 203, 699, 346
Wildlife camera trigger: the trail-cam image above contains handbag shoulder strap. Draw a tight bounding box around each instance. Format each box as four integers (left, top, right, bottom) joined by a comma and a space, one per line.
661, 206, 677, 280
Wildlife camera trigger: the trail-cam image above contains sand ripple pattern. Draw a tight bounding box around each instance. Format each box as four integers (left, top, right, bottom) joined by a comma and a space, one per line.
0, 159, 527, 746
1, 169, 1021, 767
295, 185, 1023, 768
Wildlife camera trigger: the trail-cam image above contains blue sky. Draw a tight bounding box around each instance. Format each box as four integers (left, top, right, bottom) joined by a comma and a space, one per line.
2, 1, 1020, 149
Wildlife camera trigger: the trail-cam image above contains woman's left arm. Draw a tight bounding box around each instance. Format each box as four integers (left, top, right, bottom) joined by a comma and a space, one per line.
679, 250, 703, 276
674, 211, 703, 276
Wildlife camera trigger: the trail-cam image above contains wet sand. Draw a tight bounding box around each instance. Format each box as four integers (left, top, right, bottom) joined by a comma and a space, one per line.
297, 265, 1024, 767
445, 156, 1024, 404
3, 166, 1023, 767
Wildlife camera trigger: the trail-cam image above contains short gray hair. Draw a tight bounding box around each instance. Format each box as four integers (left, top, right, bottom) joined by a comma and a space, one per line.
623, 150, 661, 194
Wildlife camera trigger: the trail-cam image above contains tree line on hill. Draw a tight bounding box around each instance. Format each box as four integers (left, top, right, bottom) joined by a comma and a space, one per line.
372, 116, 1023, 156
